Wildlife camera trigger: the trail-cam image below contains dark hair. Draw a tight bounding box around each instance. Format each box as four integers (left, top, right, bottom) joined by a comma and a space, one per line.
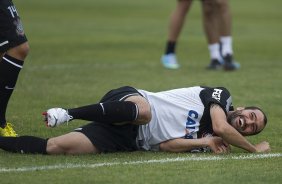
244, 106, 267, 135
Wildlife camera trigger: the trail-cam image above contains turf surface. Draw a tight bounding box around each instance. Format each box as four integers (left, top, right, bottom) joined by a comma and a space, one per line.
0, 0, 281, 183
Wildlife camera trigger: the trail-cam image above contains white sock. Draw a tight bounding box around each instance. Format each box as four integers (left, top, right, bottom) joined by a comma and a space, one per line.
208, 43, 222, 62
220, 36, 233, 57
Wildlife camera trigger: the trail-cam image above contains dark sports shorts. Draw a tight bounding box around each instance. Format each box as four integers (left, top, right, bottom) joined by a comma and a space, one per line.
0, 0, 28, 52
74, 86, 143, 153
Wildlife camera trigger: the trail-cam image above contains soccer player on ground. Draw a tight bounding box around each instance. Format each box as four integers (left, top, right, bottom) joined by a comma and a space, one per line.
161, 0, 239, 70
0, 86, 270, 154
0, 0, 30, 136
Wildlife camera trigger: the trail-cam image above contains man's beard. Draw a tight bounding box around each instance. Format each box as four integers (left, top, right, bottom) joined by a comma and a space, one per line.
227, 110, 242, 126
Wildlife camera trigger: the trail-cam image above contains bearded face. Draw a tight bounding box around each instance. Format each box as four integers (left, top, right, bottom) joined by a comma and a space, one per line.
227, 109, 265, 136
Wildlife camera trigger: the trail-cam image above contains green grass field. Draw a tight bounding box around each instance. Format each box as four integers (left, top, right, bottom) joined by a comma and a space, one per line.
1, 0, 282, 183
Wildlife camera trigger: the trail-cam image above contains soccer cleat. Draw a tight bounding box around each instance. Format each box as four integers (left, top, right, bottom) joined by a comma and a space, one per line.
43, 108, 73, 127
206, 58, 223, 70
0, 123, 18, 137
223, 54, 240, 71
161, 54, 180, 69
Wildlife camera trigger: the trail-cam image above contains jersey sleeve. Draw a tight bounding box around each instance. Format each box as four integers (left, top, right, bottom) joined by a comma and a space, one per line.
199, 86, 233, 114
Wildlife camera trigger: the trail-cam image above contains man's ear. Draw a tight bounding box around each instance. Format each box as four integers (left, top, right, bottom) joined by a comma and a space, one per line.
236, 107, 245, 110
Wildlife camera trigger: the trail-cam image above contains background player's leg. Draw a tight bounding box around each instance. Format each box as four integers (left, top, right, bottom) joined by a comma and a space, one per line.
161, 0, 193, 69
0, 0, 30, 136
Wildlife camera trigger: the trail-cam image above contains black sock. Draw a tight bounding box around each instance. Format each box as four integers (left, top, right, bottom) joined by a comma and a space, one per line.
0, 54, 23, 127
0, 136, 48, 154
68, 101, 138, 124
165, 41, 176, 54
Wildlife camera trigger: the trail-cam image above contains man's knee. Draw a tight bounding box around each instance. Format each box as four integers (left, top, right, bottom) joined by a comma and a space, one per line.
125, 96, 152, 124
17, 42, 30, 58
212, 0, 228, 8
215, 0, 229, 12
177, 0, 192, 13
46, 138, 66, 154
46, 133, 97, 155
138, 104, 152, 124
46, 138, 76, 155
202, 0, 215, 15
7, 42, 30, 60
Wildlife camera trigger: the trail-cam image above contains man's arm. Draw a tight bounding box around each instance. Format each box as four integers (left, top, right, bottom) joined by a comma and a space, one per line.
159, 137, 229, 153
210, 104, 269, 153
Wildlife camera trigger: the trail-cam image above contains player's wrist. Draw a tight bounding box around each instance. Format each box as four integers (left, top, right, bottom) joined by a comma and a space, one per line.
202, 137, 212, 147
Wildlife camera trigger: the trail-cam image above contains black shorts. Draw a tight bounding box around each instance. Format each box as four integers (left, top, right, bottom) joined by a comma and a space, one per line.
74, 86, 142, 153
0, 0, 28, 52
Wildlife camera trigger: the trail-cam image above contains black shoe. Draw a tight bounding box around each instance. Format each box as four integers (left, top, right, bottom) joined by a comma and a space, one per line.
223, 54, 240, 71
207, 59, 223, 70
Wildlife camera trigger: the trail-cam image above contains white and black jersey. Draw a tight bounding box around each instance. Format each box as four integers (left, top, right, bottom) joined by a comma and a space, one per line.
137, 86, 233, 151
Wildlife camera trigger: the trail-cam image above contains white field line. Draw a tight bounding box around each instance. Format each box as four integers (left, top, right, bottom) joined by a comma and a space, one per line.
0, 153, 281, 173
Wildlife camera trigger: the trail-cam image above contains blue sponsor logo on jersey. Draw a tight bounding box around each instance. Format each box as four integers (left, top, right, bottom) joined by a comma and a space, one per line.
185, 110, 199, 139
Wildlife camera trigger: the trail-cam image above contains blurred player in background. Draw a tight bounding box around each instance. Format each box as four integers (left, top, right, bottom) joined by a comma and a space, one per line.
161, 0, 240, 70
0, 0, 30, 136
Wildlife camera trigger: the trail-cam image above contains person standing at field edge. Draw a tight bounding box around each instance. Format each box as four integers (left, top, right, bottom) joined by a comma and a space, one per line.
0, 0, 30, 136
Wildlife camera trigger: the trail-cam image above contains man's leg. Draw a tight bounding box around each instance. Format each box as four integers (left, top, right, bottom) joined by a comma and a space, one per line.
217, 0, 232, 56
0, 43, 29, 136
0, 135, 48, 154
161, 0, 193, 69
0, 132, 97, 154
217, 0, 240, 70
201, 0, 223, 70
44, 96, 152, 127
0, 0, 30, 136
202, 0, 239, 70
68, 101, 139, 124
46, 132, 98, 155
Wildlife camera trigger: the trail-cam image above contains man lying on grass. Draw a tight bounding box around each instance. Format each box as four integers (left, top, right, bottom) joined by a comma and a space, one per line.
0, 86, 270, 154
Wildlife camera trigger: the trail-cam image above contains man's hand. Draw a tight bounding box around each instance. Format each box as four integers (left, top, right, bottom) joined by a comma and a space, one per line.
255, 141, 271, 153
205, 136, 230, 154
